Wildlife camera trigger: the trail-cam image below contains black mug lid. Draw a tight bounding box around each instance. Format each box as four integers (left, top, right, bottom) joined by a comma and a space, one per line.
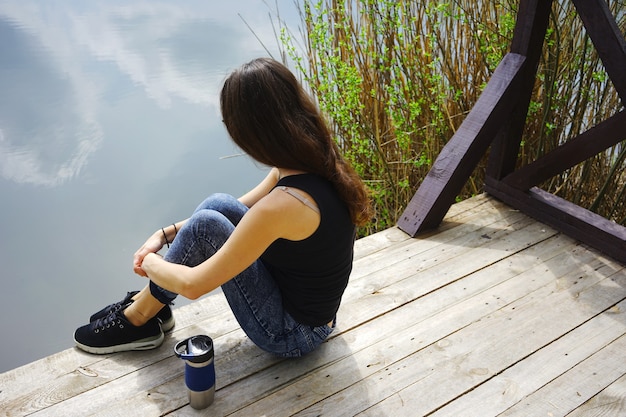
174, 335, 214, 363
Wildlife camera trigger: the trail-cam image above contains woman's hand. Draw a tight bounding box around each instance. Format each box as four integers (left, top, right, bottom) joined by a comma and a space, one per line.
133, 232, 165, 277
139, 252, 163, 278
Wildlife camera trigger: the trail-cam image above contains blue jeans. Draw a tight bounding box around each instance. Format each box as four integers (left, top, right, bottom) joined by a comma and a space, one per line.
149, 193, 334, 357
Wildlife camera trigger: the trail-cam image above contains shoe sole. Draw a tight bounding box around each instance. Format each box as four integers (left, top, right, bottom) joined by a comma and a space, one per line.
160, 316, 175, 333
74, 332, 165, 355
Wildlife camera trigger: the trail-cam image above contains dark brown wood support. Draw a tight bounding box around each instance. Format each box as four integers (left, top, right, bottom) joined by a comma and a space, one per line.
398, 0, 626, 263
397, 53, 525, 236
502, 110, 626, 190
486, 0, 553, 181
573, 0, 626, 106
485, 178, 626, 264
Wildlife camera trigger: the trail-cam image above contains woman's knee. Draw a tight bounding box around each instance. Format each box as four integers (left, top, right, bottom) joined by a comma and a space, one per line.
165, 209, 234, 265
187, 209, 234, 242
192, 193, 248, 226
194, 193, 244, 214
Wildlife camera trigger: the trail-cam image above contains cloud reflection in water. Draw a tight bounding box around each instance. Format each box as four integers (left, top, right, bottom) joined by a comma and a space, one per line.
0, 0, 283, 186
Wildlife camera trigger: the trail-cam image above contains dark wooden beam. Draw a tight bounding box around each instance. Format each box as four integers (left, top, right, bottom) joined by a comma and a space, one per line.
509, 0, 554, 56
485, 0, 553, 180
573, 0, 626, 107
398, 53, 525, 236
485, 178, 626, 264
502, 110, 626, 190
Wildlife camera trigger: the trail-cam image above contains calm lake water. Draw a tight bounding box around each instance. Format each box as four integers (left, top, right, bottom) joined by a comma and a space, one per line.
0, 0, 300, 373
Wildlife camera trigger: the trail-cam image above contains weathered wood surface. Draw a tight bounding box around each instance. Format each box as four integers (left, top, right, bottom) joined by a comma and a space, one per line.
1, 194, 625, 417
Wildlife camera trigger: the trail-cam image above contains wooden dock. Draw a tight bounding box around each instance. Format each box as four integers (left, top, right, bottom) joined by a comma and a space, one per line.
2, 194, 626, 416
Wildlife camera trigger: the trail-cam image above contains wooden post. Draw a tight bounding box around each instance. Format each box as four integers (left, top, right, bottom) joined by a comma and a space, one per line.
397, 0, 626, 263
398, 0, 552, 236
572, 0, 626, 106
485, 0, 553, 181
502, 110, 626, 190
397, 53, 525, 236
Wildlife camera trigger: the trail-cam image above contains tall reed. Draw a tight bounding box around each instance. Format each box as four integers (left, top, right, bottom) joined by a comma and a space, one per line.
278, 0, 626, 235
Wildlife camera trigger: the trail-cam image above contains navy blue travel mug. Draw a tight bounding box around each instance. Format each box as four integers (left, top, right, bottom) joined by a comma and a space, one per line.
174, 335, 215, 409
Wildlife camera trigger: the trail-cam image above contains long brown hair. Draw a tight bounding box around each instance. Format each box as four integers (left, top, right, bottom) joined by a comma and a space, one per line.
220, 58, 371, 226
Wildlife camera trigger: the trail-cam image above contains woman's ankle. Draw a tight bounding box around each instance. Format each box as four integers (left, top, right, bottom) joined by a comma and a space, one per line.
124, 290, 166, 327
123, 305, 150, 327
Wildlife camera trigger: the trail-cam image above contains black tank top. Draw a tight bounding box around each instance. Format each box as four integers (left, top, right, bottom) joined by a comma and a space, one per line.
260, 174, 355, 326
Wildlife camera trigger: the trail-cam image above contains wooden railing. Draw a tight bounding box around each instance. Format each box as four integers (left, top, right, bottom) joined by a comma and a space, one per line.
398, 0, 626, 264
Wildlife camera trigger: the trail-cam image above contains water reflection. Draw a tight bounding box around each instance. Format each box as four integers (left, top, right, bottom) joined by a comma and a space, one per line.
0, 0, 299, 372
0, 14, 101, 186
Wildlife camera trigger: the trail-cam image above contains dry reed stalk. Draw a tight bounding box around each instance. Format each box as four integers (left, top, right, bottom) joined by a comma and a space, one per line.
279, 0, 626, 235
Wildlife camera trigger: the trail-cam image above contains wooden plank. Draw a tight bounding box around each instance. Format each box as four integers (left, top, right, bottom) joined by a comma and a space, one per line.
567, 372, 626, 417
172, 234, 572, 417
502, 110, 626, 190
351, 205, 529, 284
65, 213, 548, 416
1, 197, 502, 411
349, 200, 529, 298
220, 238, 606, 417
573, 0, 626, 106
0, 198, 557, 417
353, 194, 496, 259
350, 258, 626, 416
353, 227, 411, 259
25, 321, 281, 417
498, 334, 626, 416
344, 214, 544, 319
86, 206, 564, 416
486, 0, 554, 180
303, 244, 620, 415
0, 290, 244, 416
397, 53, 526, 236
6, 195, 624, 417
0, 195, 502, 415
485, 180, 626, 263
430, 299, 626, 417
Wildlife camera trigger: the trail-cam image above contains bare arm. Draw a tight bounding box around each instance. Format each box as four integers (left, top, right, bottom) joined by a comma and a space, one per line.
133, 220, 188, 277
133, 168, 278, 277
140, 185, 320, 299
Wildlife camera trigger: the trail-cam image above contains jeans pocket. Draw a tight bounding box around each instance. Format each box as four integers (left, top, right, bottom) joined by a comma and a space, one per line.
281, 348, 303, 358
311, 322, 334, 341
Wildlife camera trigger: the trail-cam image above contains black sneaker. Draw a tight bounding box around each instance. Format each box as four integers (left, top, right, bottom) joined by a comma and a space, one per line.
74, 310, 164, 354
89, 291, 175, 332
